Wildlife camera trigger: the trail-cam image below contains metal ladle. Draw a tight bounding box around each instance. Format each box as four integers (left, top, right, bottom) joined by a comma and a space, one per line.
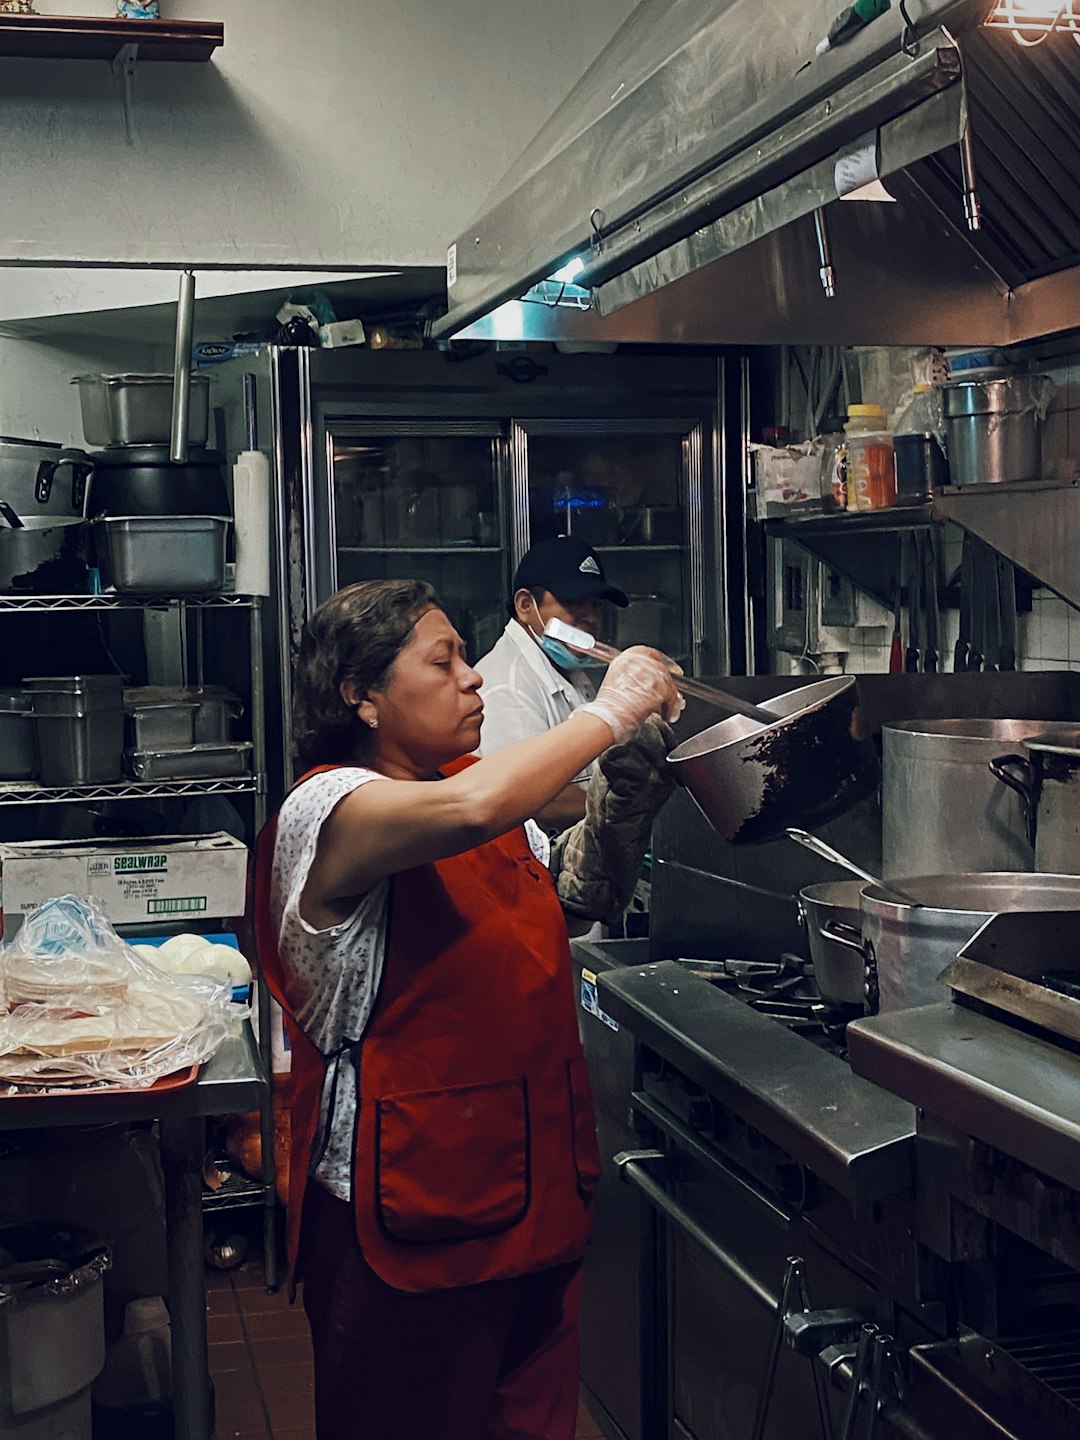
542, 617, 778, 726
785, 828, 923, 907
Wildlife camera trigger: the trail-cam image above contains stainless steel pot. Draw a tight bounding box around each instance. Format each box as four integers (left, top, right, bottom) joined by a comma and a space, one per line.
860, 871, 1080, 1012
0, 439, 91, 516
991, 728, 1080, 873
882, 719, 1052, 878
666, 677, 878, 845
797, 880, 865, 1009
0, 515, 86, 593
943, 375, 1045, 486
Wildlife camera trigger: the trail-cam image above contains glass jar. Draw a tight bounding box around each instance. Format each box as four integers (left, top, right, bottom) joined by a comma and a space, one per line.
844, 405, 895, 511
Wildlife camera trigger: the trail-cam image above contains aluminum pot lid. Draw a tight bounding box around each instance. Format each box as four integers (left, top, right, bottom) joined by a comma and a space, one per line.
862, 871, 1080, 913
89, 446, 225, 468
1022, 727, 1080, 757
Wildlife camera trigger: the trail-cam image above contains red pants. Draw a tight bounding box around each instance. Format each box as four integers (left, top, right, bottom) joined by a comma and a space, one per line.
299, 1180, 584, 1440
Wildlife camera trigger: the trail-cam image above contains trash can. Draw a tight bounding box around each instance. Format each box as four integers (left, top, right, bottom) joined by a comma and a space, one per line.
0, 1223, 110, 1440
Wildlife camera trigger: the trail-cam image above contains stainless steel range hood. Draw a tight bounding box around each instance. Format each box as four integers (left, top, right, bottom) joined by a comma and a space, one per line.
434, 0, 1080, 347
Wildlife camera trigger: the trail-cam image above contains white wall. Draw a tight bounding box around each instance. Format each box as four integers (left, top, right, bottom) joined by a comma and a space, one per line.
0, 0, 638, 269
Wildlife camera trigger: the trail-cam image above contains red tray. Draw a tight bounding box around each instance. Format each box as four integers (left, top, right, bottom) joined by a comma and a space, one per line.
1, 1062, 200, 1100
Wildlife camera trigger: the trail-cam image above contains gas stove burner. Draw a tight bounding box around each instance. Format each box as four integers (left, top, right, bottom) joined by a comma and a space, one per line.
674, 954, 859, 1058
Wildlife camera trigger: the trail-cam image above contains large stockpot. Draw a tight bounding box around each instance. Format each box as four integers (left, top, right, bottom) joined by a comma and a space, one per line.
882, 719, 1051, 878
797, 880, 866, 1009
991, 729, 1080, 874
0, 438, 91, 516
943, 375, 1046, 486
666, 676, 878, 845
859, 872, 1080, 1012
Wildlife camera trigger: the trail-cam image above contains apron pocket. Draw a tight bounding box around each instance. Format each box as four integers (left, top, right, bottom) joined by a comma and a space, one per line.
375, 1077, 530, 1242
567, 1055, 602, 1194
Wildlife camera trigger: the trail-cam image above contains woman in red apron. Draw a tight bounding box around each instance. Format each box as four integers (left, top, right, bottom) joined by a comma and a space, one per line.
254, 578, 680, 1440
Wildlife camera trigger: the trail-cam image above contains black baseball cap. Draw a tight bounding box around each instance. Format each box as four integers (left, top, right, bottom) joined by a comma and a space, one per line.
513, 536, 628, 608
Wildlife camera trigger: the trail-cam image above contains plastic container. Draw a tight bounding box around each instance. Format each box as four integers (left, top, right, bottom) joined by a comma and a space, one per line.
72, 374, 209, 450
93, 1297, 171, 1412
24, 676, 124, 786
893, 385, 949, 503
843, 405, 895, 511
0, 690, 38, 780
94, 516, 229, 594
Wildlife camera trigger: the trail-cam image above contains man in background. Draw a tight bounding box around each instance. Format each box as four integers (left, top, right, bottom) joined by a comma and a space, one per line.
475, 536, 629, 830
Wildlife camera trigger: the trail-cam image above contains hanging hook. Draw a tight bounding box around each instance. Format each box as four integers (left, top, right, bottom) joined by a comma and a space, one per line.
898, 0, 920, 55
589, 207, 607, 258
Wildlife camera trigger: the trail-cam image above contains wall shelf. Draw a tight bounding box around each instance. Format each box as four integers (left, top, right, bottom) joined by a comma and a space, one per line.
0, 775, 257, 807
933, 479, 1080, 610
0, 14, 224, 63
762, 504, 935, 605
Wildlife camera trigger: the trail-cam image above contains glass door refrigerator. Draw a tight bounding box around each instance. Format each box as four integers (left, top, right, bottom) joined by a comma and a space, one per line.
511, 417, 708, 672
322, 419, 509, 664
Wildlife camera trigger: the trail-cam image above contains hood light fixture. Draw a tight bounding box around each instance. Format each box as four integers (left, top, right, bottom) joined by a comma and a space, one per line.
985, 1, 1080, 45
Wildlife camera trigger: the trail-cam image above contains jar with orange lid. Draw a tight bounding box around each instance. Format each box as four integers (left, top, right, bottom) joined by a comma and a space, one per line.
844, 404, 895, 511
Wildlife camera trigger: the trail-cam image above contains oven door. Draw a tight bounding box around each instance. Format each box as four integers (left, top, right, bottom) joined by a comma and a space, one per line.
619, 1091, 874, 1440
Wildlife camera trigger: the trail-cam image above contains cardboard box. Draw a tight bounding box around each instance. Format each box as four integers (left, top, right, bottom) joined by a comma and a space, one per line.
0, 832, 248, 938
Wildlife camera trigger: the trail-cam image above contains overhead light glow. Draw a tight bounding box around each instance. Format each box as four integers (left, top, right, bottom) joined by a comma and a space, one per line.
550, 256, 585, 285
985, 1, 1080, 45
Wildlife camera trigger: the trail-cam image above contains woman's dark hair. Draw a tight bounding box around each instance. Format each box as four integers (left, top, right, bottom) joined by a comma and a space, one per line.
293, 579, 438, 767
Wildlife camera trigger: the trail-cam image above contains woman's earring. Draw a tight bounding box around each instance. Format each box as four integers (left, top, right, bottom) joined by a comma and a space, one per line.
367, 716, 379, 730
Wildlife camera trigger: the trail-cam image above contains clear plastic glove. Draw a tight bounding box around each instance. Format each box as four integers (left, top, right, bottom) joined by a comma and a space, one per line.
578, 646, 684, 745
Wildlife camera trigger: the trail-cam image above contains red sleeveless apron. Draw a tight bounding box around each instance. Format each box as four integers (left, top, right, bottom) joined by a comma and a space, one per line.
253, 758, 600, 1295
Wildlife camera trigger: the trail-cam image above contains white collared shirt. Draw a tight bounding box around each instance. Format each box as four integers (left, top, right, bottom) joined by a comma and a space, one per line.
474, 619, 599, 785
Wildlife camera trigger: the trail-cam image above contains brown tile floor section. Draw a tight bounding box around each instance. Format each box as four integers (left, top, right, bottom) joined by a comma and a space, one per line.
206, 1262, 606, 1439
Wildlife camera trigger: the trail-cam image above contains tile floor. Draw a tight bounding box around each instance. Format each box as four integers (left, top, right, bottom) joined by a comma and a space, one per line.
206, 1261, 604, 1439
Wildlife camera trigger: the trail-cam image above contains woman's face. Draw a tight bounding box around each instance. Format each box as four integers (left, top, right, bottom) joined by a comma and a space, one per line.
364, 607, 484, 774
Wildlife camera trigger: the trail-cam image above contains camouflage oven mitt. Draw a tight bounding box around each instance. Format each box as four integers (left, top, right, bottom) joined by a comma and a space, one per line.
549, 715, 678, 925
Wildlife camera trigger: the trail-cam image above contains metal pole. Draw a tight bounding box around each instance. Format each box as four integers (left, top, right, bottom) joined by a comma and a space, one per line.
170, 270, 196, 463
160, 1114, 212, 1440
250, 596, 278, 1291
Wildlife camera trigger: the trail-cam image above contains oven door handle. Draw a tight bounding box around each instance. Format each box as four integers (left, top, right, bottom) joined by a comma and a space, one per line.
613, 1150, 778, 1312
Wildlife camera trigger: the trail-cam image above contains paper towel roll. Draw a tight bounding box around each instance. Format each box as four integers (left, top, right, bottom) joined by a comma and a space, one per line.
232, 450, 271, 596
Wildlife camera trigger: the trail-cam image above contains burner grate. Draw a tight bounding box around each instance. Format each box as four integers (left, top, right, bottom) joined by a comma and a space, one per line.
998, 1330, 1080, 1406
674, 955, 856, 1059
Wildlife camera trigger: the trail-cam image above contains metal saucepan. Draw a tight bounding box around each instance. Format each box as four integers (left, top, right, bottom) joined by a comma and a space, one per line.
797, 880, 866, 1010
0, 514, 86, 593
990, 729, 1080, 875
855, 872, 1080, 1013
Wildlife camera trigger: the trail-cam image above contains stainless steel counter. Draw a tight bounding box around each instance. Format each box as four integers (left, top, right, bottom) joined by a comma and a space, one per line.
597, 960, 915, 1202
848, 1001, 1080, 1193
0, 1023, 267, 1440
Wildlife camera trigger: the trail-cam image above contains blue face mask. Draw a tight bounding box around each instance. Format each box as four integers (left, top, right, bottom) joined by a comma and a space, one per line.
537, 634, 593, 671
528, 596, 594, 671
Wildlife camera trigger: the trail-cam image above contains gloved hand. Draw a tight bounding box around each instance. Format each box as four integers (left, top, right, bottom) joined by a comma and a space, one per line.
578, 647, 684, 744
549, 715, 679, 925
